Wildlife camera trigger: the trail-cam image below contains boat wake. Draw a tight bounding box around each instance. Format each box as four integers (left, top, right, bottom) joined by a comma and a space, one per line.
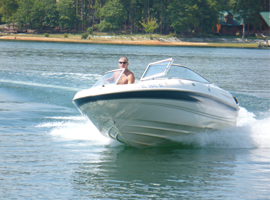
42, 107, 270, 149
173, 107, 270, 149
38, 116, 121, 147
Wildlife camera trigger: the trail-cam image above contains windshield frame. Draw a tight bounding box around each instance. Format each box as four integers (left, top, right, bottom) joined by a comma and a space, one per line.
140, 58, 173, 81
140, 58, 210, 83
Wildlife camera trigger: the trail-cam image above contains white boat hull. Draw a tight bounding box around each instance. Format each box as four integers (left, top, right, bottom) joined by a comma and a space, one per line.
73, 84, 238, 148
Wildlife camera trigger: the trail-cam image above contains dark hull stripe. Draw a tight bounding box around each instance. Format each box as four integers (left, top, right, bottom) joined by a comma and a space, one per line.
73, 90, 238, 111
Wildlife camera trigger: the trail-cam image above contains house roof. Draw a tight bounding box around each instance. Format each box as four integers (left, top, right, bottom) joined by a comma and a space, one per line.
219, 19, 242, 26
260, 12, 270, 27
219, 11, 243, 26
223, 11, 233, 18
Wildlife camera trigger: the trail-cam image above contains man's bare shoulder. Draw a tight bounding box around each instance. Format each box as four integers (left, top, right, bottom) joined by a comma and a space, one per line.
125, 70, 134, 76
122, 70, 134, 84
129, 71, 135, 77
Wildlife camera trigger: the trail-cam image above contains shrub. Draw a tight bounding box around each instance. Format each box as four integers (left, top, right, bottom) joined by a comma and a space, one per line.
168, 32, 178, 38
63, 33, 68, 38
44, 33, 49, 37
81, 32, 89, 39
87, 27, 93, 34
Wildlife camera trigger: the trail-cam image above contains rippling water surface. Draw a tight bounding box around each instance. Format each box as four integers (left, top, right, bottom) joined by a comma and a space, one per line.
0, 41, 269, 199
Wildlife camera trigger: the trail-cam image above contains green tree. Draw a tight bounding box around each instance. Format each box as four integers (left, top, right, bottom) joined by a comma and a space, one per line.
167, 0, 225, 35
44, 0, 59, 32
140, 17, 159, 38
152, 0, 165, 34
209, 0, 234, 12
195, 0, 219, 34
31, 0, 46, 30
57, 0, 76, 30
15, 0, 34, 30
0, 0, 18, 25
233, 0, 265, 38
167, 0, 199, 34
95, 0, 126, 32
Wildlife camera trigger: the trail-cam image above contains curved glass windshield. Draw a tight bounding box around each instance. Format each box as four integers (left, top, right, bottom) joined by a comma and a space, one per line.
165, 65, 210, 83
141, 60, 210, 83
92, 69, 125, 88
141, 58, 173, 80
142, 61, 170, 79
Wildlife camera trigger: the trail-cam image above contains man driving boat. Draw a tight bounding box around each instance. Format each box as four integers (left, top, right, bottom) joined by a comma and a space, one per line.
118, 56, 135, 84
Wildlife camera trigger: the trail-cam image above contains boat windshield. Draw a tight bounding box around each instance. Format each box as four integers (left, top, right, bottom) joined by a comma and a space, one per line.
92, 69, 125, 88
141, 58, 173, 80
164, 65, 210, 83
141, 58, 210, 83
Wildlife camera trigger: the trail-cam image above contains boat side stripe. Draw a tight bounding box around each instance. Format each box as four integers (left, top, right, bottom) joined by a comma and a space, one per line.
74, 90, 197, 106
73, 90, 237, 111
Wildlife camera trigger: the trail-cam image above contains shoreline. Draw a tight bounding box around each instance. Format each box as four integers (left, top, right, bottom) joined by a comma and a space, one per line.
0, 35, 262, 48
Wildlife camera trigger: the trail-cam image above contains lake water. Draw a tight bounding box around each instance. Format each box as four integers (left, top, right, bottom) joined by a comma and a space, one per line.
0, 40, 270, 199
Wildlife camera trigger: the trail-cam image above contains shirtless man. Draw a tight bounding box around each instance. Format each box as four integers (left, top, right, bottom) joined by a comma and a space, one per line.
118, 56, 135, 84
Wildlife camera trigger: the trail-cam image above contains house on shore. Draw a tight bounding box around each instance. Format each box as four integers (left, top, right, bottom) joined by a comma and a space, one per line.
259, 12, 270, 34
216, 11, 270, 36
216, 11, 242, 35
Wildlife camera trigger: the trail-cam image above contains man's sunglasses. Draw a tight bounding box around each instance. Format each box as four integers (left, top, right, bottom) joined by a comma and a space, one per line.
119, 62, 127, 64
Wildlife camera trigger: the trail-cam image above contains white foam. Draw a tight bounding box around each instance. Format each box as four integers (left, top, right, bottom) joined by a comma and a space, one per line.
42, 116, 121, 147
40, 72, 101, 78
0, 79, 79, 91
237, 107, 257, 126
174, 107, 270, 148
44, 116, 85, 121
50, 121, 106, 141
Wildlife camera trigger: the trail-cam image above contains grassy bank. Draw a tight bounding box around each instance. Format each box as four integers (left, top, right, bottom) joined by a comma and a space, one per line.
0, 33, 261, 48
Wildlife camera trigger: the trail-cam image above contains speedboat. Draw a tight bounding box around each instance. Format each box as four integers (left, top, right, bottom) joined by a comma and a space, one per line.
73, 58, 239, 148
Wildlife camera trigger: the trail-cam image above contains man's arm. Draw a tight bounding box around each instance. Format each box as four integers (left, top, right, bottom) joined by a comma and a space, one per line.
106, 73, 117, 83
128, 73, 135, 84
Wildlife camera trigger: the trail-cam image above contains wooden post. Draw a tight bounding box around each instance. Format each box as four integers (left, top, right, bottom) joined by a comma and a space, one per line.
242, 24, 245, 38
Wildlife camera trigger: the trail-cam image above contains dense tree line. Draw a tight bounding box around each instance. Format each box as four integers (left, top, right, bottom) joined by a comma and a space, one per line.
0, 0, 269, 34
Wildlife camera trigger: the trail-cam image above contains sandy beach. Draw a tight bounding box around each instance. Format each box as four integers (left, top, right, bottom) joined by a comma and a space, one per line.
0, 34, 261, 48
